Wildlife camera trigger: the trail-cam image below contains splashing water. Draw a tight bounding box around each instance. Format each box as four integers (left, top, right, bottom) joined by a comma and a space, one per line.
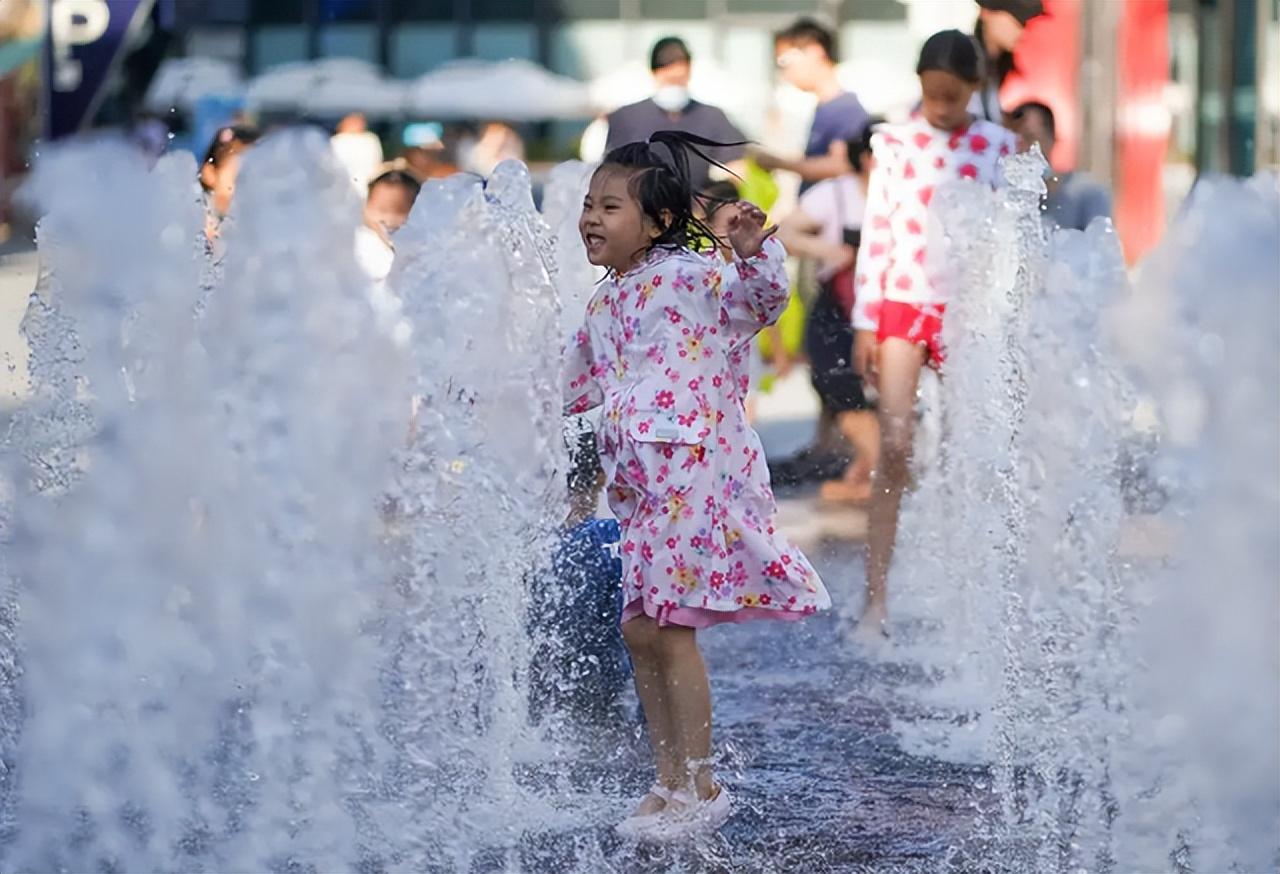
3, 132, 406, 872
0, 132, 1275, 874
375, 159, 572, 869
1106, 174, 1279, 874
0, 133, 574, 872
540, 160, 599, 339
886, 154, 1279, 873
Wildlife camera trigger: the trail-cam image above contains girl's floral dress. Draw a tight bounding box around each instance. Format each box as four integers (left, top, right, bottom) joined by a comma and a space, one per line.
565, 238, 831, 628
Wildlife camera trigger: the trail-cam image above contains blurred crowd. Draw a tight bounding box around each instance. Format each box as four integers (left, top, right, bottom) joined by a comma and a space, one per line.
194, 2, 1114, 511
12, 0, 1127, 726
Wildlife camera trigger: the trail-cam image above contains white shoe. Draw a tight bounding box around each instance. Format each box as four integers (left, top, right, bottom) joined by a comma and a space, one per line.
614, 784, 673, 840
649, 785, 733, 841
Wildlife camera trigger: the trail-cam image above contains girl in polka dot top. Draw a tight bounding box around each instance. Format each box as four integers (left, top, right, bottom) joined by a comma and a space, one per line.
849, 30, 1018, 639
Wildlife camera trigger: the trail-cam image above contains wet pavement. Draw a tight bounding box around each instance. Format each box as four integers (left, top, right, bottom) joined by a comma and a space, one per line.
502, 393, 1000, 874
506, 531, 996, 874
0, 248, 996, 873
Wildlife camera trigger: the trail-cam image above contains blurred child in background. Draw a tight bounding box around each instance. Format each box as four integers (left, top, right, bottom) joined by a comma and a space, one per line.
200, 125, 260, 246
529, 427, 631, 724
355, 168, 420, 347
777, 123, 882, 503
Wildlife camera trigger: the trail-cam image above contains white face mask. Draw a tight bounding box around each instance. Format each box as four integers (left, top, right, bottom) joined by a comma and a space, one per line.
652, 85, 691, 113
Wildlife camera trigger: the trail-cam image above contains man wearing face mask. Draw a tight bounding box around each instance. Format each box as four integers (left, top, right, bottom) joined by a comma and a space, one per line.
604, 37, 746, 189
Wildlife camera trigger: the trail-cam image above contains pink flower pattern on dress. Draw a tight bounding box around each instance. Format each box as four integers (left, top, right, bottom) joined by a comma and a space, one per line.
564, 239, 830, 626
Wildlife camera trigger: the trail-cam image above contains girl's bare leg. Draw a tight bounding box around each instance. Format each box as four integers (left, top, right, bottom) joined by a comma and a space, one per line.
821, 409, 881, 502
654, 625, 717, 800
622, 615, 681, 814
859, 337, 927, 638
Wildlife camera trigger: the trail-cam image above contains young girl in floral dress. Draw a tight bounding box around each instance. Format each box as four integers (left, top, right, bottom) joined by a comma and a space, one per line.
850, 31, 1019, 639
564, 132, 831, 840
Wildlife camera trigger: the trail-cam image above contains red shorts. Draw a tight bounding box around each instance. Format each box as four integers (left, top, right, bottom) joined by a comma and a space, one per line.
877, 300, 947, 367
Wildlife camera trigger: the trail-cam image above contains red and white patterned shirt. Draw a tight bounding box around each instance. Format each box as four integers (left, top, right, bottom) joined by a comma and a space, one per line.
852, 114, 1017, 332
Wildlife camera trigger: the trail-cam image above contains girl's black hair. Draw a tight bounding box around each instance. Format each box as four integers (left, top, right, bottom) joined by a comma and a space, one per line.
597, 130, 746, 261
200, 125, 260, 189
916, 29, 984, 84
844, 117, 884, 175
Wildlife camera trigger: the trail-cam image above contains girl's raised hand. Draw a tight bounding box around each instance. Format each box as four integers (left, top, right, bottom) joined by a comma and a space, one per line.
725, 202, 778, 261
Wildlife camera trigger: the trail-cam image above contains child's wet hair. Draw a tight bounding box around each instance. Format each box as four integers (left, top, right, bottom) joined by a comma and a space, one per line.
916, 29, 984, 84
596, 130, 746, 258
200, 125, 260, 189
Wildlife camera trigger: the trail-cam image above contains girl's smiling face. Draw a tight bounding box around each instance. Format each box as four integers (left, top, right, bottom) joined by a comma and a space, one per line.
580, 166, 664, 274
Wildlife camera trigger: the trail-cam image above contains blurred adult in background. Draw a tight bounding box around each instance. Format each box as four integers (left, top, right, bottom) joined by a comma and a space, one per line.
579, 113, 610, 164
776, 123, 881, 503
1009, 101, 1112, 231
400, 144, 460, 181
330, 112, 383, 194
753, 18, 870, 192
605, 37, 746, 189
972, 0, 1044, 122
467, 122, 526, 176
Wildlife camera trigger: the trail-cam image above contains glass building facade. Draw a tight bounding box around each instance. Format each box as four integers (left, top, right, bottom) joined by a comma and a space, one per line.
1192, 0, 1279, 174
174, 0, 909, 79
167, 0, 1279, 176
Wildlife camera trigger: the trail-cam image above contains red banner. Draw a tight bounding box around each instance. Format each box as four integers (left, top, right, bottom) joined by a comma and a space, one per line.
1002, 0, 1169, 263
1001, 0, 1082, 173
1115, 0, 1169, 262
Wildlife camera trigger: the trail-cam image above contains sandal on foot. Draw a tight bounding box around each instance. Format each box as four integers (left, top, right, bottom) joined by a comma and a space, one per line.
650, 785, 733, 841
614, 784, 673, 840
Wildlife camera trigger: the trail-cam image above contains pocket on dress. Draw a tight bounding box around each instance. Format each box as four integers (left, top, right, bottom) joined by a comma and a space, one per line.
626, 408, 706, 446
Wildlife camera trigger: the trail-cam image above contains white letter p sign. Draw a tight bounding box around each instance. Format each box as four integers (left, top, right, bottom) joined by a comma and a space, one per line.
50, 0, 112, 92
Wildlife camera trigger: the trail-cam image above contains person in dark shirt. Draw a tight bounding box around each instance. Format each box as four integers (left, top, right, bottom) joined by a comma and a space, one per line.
604, 36, 746, 190
752, 18, 871, 190
972, 0, 1045, 122
528, 427, 632, 724
1008, 100, 1112, 231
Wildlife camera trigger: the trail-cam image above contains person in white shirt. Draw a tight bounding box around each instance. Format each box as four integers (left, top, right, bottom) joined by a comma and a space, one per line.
777, 123, 881, 504
355, 169, 419, 347
466, 122, 525, 177
331, 112, 384, 195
